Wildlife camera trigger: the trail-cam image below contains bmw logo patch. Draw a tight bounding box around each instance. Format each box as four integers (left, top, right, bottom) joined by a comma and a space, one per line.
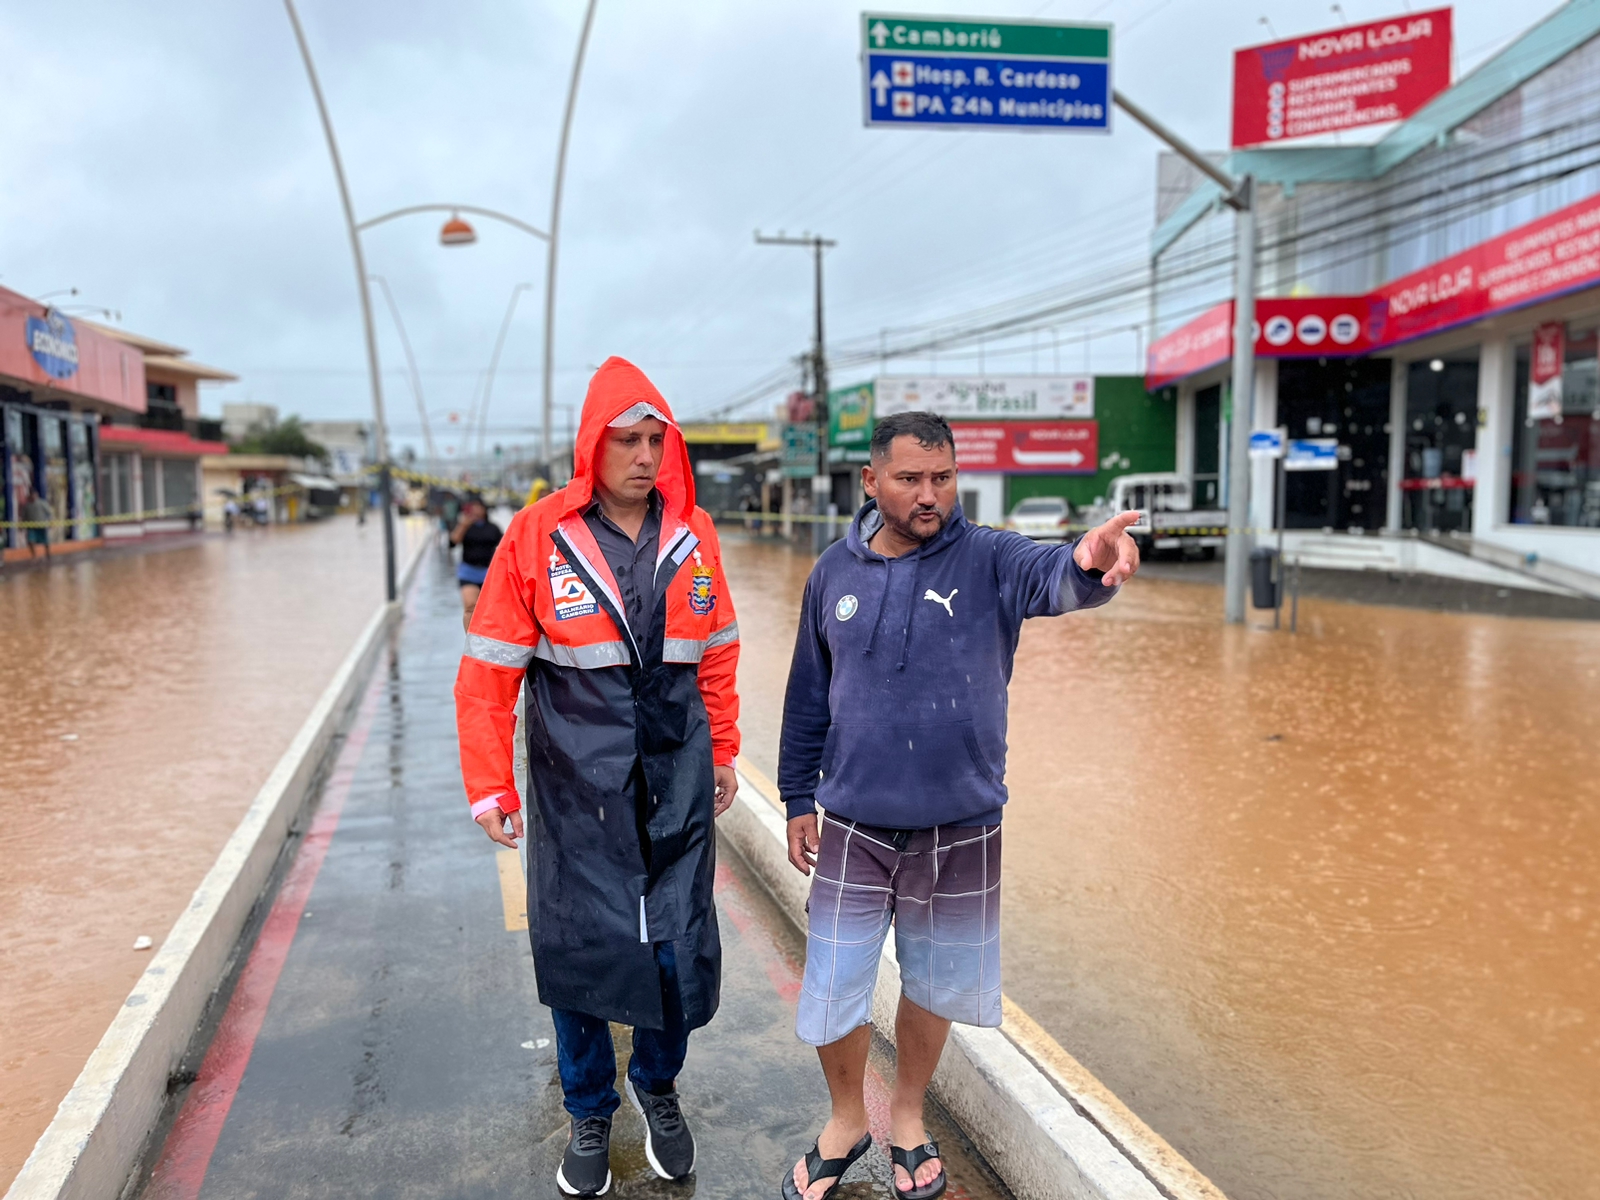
835, 594, 859, 621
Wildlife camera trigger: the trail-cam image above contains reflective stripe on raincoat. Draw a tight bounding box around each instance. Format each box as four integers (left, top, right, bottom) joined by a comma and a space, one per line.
454, 357, 740, 1029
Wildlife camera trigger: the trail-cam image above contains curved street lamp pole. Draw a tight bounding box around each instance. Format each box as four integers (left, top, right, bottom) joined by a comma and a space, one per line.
369, 274, 437, 466
286, 0, 598, 556
544, 0, 599, 482
478, 283, 535, 459
283, 0, 396, 601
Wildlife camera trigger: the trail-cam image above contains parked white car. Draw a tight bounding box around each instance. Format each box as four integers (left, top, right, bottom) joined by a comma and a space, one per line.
1005, 495, 1073, 541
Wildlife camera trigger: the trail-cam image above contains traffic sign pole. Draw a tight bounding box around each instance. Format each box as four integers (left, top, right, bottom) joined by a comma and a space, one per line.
1224, 180, 1257, 625
1275, 451, 1286, 630
1108, 90, 1257, 624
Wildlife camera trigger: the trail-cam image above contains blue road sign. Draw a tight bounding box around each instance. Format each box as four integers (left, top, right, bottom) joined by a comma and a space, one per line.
1285, 438, 1340, 471
862, 14, 1112, 133
1249, 429, 1285, 459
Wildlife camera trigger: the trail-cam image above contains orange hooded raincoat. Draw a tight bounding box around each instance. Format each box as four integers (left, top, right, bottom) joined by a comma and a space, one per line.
454, 357, 739, 1029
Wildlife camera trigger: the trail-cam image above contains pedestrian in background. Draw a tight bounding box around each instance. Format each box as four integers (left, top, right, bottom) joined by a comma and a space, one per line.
777, 411, 1141, 1200
438, 489, 460, 544
22, 488, 51, 560
455, 358, 740, 1197
450, 492, 501, 632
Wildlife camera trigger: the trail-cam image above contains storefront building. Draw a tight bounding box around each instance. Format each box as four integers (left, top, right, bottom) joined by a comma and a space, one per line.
825, 374, 1175, 526
677, 422, 778, 519
0, 287, 146, 558
95, 326, 235, 534
0, 287, 239, 554
1147, 3, 1600, 582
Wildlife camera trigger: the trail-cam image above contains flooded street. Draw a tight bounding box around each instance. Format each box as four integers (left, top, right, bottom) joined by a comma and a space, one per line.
0, 517, 426, 1190
5, 521, 1594, 1200
723, 533, 1600, 1200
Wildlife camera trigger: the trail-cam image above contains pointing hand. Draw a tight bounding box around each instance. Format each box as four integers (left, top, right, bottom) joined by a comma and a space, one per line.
1073, 510, 1141, 587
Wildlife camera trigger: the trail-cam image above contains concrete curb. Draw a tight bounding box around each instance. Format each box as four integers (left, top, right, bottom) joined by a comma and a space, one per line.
722, 761, 1226, 1200
5, 529, 430, 1200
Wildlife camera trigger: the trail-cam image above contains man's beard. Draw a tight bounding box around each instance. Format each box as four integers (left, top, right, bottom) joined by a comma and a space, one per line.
883, 503, 948, 544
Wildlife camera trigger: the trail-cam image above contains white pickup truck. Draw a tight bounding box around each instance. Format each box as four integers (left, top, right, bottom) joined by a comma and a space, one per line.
1082, 473, 1228, 558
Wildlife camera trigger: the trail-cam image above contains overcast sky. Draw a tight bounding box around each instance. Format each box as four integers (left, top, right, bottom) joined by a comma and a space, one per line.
0, 0, 1553, 456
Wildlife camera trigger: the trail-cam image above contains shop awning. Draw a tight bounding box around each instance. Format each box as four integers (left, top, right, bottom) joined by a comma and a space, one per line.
290, 473, 342, 491
99, 425, 229, 456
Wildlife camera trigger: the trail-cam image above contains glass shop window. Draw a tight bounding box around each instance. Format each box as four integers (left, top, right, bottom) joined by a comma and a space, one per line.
1510, 325, 1600, 526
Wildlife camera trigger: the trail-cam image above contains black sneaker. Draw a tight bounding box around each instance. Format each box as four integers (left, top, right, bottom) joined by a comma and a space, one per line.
626, 1077, 696, 1180
557, 1115, 612, 1197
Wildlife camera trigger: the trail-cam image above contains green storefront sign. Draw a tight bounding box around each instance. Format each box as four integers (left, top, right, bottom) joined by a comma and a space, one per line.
828, 382, 874, 465
782, 423, 821, 479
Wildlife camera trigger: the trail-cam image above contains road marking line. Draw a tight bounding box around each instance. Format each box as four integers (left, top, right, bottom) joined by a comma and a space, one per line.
1000, 996, 1229, 1200
735, 754, 785, 816
497, 850, 528, 931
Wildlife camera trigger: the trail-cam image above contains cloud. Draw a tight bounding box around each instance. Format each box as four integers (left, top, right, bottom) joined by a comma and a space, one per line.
0, 0, 1543, 454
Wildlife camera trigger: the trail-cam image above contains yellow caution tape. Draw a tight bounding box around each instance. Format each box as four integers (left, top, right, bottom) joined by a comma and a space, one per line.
711, 511, 1259, 535
3, 482, 325, 530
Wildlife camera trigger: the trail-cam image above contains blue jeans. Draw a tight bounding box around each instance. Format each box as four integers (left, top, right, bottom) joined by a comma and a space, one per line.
551, 942, 689, 1120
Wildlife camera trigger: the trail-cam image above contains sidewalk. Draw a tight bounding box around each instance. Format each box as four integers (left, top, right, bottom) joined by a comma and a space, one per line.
132, 551, 1008, 1200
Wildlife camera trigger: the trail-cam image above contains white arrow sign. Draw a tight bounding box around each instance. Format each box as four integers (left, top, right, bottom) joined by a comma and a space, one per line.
1011, 447, 1086, 467
871, 70, 890, 106
870, 20, 890, 47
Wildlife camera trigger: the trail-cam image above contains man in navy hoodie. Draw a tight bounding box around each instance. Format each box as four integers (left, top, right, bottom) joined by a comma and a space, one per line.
777, 411, 1139, 1200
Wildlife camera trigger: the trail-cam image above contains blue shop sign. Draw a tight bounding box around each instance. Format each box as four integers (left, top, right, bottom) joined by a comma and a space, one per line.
25, 310, 80, 379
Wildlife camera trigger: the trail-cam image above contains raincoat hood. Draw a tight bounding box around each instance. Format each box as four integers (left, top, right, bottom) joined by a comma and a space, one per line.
560, 356, 695, 520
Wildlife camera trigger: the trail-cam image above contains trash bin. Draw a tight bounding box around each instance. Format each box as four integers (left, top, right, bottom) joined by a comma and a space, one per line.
1250, 547, 1279, 609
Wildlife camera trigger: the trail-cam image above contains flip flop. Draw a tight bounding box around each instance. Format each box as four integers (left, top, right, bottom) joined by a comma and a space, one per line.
780, 1130, 873, 1200
891, 1137, 947, 1200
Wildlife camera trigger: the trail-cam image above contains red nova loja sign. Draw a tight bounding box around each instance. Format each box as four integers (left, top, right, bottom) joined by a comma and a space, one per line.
1232, 8, 1452, 149
1369, 191, 1600, 343
952, 420, 1098, 474
1147, 190, 1600, 387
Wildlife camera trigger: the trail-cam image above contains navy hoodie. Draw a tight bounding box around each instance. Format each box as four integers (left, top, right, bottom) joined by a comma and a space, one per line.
778, 501, 1118, 829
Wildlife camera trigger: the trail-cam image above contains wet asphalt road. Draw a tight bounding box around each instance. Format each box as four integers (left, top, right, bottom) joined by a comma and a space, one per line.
135, 549, 1007, 1200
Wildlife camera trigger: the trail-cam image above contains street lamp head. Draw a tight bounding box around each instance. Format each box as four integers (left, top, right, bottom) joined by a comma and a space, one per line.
440, 213, 477, 246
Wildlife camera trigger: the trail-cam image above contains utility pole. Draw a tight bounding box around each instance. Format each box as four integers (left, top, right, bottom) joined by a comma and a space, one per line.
756, 231, 836, 552
1112, 90, 1257, 624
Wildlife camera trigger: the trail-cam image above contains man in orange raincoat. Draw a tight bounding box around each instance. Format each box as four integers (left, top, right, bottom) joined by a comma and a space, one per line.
455, 358, 740, 1196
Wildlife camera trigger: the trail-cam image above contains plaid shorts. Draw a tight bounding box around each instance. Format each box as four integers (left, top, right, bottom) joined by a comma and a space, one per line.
796, 813, 1002, 1047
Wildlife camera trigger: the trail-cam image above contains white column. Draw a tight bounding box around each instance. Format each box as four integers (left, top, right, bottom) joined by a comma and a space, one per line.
1175, 382, 1195, 478
1248, 358, 1278, 538
1386, 358, 1407, 531
1473, 336, 1514, 536
132, 453, 145, 516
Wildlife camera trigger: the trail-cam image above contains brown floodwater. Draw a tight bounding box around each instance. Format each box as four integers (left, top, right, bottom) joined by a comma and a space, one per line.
0, 517, 427, 1190
722, 533, 1600, 1200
